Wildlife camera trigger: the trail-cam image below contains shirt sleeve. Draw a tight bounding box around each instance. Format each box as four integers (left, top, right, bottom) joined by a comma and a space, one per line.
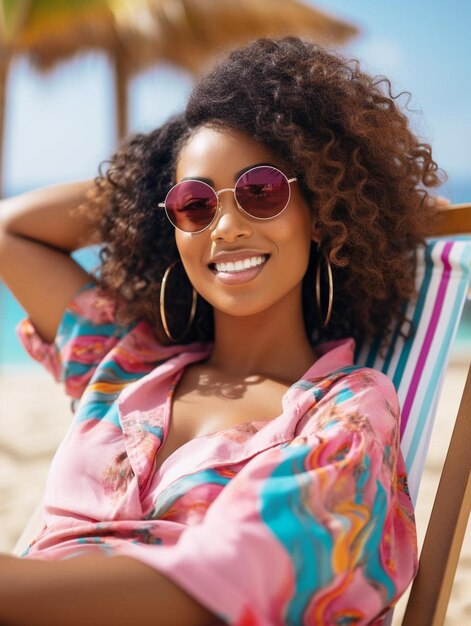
16, 281, 132, 400
111, 368, 419, 626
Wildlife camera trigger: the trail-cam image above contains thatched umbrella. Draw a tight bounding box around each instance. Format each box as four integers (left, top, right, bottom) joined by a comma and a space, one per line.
0, 0, 359, 194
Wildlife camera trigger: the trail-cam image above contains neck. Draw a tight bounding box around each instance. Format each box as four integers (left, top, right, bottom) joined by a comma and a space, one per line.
206, 285, 318, 384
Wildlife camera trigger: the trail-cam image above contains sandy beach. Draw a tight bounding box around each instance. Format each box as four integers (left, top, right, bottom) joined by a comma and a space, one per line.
0, 360, 469, 624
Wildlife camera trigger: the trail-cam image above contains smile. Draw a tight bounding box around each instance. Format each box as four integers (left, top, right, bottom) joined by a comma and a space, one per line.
213, 254, 268, 273
208, 254, 270, 284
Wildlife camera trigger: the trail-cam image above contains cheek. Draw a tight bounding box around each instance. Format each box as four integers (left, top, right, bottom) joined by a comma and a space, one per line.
272, 216, 313, 282
175, 230, 199, 259
174, 230, 186, 258
274, 210, 312, 257
175, 232, 207, 284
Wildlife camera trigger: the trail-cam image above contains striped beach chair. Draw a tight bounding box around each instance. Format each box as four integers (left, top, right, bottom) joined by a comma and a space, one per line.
356, 204, 471, 626
356, 233, 471, 507
12, 205, 471, 626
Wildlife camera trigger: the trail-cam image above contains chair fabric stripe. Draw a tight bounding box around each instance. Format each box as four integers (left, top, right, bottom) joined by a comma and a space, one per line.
364, 332, 382, 369
391, 243, 433, 395
400, 241, 453, 435
406, 242, 471, 501
382, 298, 407, 374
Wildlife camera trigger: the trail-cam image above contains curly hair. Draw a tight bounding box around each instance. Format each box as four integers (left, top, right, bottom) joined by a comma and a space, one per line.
80, 36, 444, 353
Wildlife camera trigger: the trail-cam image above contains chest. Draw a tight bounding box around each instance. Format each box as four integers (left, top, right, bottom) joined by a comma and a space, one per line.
154, 364, 290, 471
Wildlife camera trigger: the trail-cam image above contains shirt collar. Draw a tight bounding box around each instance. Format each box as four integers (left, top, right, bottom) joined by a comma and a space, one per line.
118, 336, 357, 491
119, 335, 356, 407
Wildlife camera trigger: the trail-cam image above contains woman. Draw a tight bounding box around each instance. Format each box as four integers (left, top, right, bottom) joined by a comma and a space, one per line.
0, 37, 442, 625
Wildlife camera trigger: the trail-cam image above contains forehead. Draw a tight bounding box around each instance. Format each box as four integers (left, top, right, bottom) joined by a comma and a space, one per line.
176, 126, 287, 181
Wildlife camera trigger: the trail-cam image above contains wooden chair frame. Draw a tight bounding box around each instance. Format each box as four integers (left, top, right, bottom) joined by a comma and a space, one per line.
402, 202, 471, 625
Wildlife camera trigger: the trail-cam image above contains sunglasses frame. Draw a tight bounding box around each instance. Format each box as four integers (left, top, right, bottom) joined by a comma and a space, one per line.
157, 165, 298, 234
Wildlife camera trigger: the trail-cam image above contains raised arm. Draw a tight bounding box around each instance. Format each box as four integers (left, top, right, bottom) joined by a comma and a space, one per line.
0, 181, 100, 343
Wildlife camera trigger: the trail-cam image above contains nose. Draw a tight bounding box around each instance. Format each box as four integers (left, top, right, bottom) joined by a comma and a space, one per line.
210, 189, 252, 242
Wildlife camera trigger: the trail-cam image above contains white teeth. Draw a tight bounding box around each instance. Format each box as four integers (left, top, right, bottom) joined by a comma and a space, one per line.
214, 255, 267, 273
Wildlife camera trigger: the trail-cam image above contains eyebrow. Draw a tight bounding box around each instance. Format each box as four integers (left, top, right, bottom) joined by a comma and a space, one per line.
180, 162, 279, 185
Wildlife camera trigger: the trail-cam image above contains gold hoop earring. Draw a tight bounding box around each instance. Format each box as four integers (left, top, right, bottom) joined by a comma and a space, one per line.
315, 249, 333, 327
160, 259, 197, 342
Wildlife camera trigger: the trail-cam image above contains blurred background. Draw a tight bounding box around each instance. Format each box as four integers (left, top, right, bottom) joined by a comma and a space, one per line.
0, 0, 470, 369
0, 1, 469, 623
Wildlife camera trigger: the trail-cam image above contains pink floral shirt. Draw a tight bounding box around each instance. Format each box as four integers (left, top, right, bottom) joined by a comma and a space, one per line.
16, 282, 418, 625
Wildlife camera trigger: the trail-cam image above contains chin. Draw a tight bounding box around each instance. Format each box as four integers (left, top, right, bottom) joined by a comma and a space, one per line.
205, 291, 284, 319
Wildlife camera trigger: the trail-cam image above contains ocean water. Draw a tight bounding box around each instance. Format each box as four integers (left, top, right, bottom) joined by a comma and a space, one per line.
1, 180, 470, 371
0, 245, 101, 371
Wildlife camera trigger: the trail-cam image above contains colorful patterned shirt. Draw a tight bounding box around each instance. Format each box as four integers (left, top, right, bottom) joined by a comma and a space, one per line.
16, 282, 418, 626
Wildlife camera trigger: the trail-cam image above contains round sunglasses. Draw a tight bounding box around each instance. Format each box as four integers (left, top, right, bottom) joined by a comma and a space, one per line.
157, 165, 298, 233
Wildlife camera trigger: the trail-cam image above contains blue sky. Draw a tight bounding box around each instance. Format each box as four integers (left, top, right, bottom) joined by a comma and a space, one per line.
3, 0, 471, 201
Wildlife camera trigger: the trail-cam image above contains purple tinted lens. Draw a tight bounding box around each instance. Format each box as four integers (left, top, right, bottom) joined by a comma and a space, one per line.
235, 166, 289, 218
165, 181, 217, 232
